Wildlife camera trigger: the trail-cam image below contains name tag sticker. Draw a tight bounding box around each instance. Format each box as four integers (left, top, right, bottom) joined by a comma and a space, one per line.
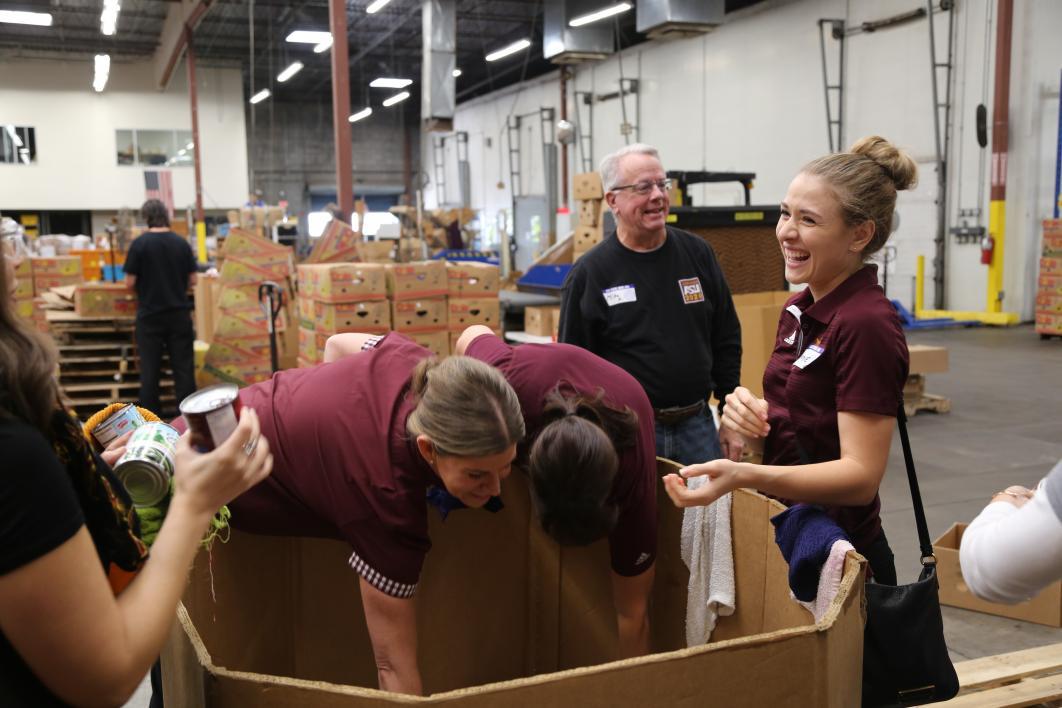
793, 343, 824, 369
603, 284, 637, 307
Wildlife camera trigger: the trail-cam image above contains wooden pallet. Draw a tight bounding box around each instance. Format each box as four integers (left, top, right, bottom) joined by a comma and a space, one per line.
46, 311, 135, 346
903, 374, 952, 416
925, 643, 1062, 707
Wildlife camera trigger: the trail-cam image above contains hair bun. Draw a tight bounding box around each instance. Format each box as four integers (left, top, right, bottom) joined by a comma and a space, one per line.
849, 135, 918, 191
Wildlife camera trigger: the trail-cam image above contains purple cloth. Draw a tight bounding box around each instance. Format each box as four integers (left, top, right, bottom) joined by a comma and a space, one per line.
771, 503, 850, 601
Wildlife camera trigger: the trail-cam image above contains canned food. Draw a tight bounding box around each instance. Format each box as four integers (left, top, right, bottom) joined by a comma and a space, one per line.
91, 403, 145, 449
179, 384, 242, 452
114, 422, 179, 507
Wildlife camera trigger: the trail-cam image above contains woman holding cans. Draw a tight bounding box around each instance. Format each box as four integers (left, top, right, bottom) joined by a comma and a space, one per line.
0, 249, 273, 706
176, 331, 525, 696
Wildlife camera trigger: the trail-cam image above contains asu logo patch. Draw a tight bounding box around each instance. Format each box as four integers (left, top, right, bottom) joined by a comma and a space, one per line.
678, 277, 704, 304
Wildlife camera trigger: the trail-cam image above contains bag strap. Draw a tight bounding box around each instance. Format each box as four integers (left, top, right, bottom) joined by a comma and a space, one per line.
896, 403, 935, 565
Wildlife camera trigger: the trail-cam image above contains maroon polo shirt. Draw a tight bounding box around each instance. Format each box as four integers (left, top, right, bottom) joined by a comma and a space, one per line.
466, 334, 657, 576
761, 265, 909, 553
175, 333, 438, 599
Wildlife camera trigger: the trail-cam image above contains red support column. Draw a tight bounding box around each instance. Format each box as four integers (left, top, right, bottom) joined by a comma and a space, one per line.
330, 0, 353, 219
186, 27, 207, 262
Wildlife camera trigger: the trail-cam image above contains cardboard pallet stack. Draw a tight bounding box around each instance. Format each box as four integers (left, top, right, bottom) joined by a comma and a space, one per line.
445, 261, 502, 353
25, 256, 82, 331
388, 260, 450, 357
295, 262, 390, 366
573, 171, 606, 261
73, 282, 137, 318
905, 344, 951, 415
201, 229, 294, 387
306, 218, 362, 264
11, 257, 37, 328
1035, 218, 1062, 337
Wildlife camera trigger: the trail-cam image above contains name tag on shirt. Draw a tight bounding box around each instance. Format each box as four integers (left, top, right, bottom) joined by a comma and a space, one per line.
793, 343, 824, 369
603, 284, 637, 307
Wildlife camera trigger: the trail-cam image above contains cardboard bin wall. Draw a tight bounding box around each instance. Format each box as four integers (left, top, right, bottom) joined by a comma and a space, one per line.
163, 461, 865, 707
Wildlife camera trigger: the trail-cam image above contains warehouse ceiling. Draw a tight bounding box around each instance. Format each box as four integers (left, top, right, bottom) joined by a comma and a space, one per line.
0, 0, 769, 109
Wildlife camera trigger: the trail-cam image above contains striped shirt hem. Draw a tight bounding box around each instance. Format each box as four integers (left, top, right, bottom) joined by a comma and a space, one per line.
348, 549, 417, 599
362, 334, 385, 351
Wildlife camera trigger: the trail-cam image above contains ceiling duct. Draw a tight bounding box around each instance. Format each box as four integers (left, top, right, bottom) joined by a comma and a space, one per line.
422, 0, 456, 132
543, 0, 613, 65
636, 0, 724, 40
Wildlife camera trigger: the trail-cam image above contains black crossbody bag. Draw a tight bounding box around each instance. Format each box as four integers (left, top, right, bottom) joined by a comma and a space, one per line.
860, 404, 960, 706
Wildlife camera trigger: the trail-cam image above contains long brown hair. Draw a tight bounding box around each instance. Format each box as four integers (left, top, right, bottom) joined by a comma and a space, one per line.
0, 256, 61, 432
529, 383, 640, 546
406, 355, 525, 458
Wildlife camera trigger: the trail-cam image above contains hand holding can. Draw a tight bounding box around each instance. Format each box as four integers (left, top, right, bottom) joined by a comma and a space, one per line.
179, 384, 243, 452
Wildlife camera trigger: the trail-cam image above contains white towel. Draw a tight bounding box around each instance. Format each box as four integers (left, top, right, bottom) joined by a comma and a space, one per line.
680, 479, 735, 647
795, 539, 855, 623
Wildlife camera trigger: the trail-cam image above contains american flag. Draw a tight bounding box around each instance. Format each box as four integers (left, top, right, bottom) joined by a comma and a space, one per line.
144, 170, 174, 218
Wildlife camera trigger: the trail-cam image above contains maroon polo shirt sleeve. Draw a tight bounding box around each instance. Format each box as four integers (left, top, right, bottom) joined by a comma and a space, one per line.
608, 438, 658, 577
832, 312, 910, 416
464, 330, 514, 368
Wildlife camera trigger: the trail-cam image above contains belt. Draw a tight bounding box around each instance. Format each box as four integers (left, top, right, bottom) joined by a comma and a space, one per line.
652, 400, 705, 426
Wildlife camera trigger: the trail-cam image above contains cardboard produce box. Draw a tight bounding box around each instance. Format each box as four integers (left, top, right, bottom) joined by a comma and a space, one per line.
298, 263, 387, 303
907, 345, 949, 374
386, 261, 448, 300
162, 462, 865, 707
74, 283, 137, 318
298, 326, 329, 365
574, 225, 604, 252
573, 171, 604, 201
315, 300, 391, 334
30, 255, 81, 277
934, 523, 1062, 627
14, 298, 34, 319
12, 276, 33, 300
446, 262, 501, 298
578, 199, 604, 228
407, 329, 450, 357
733, 290, 792, 397
392, 298, 448, 331
33, 273, 81, 295
448, 297, 501, 330
355, 240, 396, 263
524, 305, 559, 337
13, 258, 31, 278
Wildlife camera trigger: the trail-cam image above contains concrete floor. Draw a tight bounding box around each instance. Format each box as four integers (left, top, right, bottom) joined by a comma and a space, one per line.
880, 324, 1062, 661
124, 324, 1060, 705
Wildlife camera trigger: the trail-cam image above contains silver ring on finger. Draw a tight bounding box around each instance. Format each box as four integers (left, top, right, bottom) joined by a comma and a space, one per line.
242, 436, 259, 457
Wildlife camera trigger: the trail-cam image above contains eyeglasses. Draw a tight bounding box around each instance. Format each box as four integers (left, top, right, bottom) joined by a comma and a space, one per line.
610, 178, 672, 196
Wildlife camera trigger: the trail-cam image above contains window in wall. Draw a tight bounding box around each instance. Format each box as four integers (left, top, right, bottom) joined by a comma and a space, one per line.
116, 129, 136, 165
1, 126, 37, 165
171, 130, 194, 167
308, 211, 332, 238
361, 212, 399, 237
136, 130, 175, 166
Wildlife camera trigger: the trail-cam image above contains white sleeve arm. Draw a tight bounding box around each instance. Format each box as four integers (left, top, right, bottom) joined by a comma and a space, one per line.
959, 483, 1062, 605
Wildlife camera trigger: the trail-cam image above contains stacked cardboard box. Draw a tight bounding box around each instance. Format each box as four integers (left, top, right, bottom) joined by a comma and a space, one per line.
387, 260, 449, 356
74, 282, 137, 318
1035, 219, 1062, 336
295, 262, 389, 366
201, 230, 294, 387
354, 240, 396, 264
523, 305, 560, 338
573, 172, 606, 262
30, 256, 81, 295
445, 261, 501, 353
11, 258, 38, 326
306, 219, 361, 264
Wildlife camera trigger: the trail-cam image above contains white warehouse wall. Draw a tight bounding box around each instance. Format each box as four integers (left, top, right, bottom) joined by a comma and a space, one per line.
434, 0, 1062, 318
0, 58, 249, 213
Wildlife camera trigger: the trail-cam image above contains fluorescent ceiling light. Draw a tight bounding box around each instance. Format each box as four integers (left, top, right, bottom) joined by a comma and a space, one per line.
249, 88, 271, 104
569, 2, 632, 27
382, 91, 410, 107
485, 39, 531, 62
100, 0, 119, 35
313, 36, 333, 53
185, 141, 194, 149
286, 30, 331, 44
370, 77, 412, 89
348, 107, 372, 123
177, 148, 187, 155
365, 0, 392, 14
6, 125, 23, 148
93, 54, 110, 93
0, 10, 53, 26
277, 61, 304, 82
452, 68, 462, 78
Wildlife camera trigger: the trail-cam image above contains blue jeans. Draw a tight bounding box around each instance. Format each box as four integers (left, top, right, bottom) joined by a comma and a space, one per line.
654, 410, 724, 466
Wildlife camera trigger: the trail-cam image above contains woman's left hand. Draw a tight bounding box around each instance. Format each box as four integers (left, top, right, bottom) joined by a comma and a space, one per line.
662, 459, 742, 508
100, 430, 133, 467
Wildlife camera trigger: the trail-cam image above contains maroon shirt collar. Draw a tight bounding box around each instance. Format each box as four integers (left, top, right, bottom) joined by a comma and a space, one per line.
792, 264, 881, 326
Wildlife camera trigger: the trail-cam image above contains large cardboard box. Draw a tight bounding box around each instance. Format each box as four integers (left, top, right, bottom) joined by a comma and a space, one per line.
298, 263, 388, 303
732, 291, 792, 397
33, 273, 81, 295
355, 240, 396, 263
574, 225, 604, 252
386, 261, 448, 300
446, 262, 501, 298
447, 297, 501, 331
524, 305, 559, 337
162, 462, 865, 706
934, 523, 1062, 627
578, 199, 604, 227
30, 255, 81, 277
573, 171, 604, 201
392, 298, 448, 331
907, 345, 949, 374
315, 300, 391, 334
74, 283, 137, 318
407, 329, 450, 357
12, 276, 33, 300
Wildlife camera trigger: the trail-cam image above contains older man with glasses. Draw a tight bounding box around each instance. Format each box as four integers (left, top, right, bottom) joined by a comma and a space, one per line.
558, 143, 744, 467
